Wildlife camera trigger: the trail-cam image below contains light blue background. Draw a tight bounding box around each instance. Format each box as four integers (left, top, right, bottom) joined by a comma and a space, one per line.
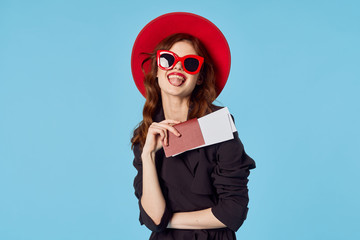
1, 0, 359, 239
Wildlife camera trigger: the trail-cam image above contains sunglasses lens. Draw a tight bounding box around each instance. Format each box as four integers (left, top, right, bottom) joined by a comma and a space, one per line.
184, 58, 200, 72
159, 53, 175, 68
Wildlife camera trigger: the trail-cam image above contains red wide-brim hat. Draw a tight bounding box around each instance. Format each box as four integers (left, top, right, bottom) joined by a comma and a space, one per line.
131, 12, 231, 98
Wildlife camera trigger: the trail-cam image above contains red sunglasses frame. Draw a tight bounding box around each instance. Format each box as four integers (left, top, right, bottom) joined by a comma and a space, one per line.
156, 50, 204, 75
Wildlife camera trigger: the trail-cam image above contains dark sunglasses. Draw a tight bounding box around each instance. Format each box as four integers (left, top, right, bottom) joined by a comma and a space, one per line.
157, 50, 204, 74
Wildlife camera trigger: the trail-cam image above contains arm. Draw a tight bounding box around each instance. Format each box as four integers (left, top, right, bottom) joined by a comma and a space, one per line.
133, 120, 181, 232
133, 146, 172, 232
210, 131, 256, 231
169, 131, 256, 231
168, 208, 226, 229
140, 151, 166, 225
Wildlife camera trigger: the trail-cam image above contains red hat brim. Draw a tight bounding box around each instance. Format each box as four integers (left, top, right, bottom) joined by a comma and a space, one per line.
131, 12, 231, 98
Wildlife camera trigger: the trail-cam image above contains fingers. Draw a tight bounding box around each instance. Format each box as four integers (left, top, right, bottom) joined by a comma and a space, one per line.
147, 120, 182, 149
148, 124, 167, 145
152, 121, 181, 137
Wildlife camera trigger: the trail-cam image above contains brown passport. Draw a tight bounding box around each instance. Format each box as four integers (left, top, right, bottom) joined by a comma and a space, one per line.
163, 118, 205, 157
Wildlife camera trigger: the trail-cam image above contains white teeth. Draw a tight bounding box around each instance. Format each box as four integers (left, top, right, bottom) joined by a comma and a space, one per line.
168, 75, 184, 80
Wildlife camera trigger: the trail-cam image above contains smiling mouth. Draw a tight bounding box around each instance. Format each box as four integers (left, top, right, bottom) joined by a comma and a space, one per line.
167, 73, 186, 87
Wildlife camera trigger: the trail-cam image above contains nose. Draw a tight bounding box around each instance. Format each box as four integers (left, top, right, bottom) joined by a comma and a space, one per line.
173, 60, 183, 71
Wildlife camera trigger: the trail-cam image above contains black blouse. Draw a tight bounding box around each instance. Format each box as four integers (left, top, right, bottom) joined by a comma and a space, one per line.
133, 106, 256, 240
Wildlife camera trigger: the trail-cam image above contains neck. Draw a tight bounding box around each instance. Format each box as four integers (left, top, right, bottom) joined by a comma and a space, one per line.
161, 93, 190, 122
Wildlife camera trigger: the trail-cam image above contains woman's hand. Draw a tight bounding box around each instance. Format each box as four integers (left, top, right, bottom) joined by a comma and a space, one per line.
142, 119, 181, 156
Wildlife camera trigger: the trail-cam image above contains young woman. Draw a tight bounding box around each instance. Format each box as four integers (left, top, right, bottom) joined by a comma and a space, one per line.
131, 12, 256, 240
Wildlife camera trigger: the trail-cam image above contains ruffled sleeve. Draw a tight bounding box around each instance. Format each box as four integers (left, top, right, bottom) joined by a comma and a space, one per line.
211, 130, 256, 232
133, 144, 173, 232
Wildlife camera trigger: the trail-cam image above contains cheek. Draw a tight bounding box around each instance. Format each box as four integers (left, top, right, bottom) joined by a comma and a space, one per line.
157, 68, 166, 78
157, 69, 168, 88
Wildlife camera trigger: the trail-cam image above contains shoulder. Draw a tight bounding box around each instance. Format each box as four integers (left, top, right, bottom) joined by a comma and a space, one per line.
215, 132, 256, 170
